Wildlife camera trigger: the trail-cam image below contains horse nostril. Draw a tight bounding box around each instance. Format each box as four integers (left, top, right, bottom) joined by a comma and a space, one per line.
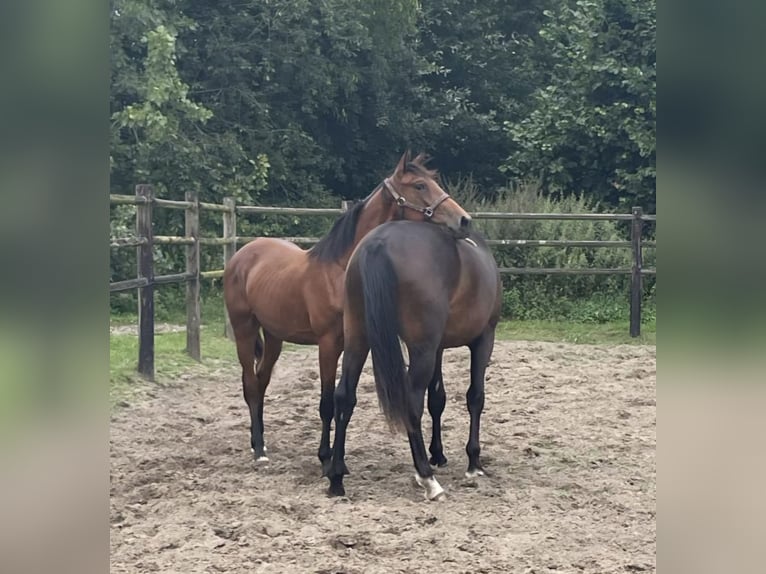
460, 215, 472, 229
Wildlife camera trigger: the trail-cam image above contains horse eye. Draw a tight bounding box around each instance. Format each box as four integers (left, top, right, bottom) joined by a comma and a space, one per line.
415, 182, 426, 192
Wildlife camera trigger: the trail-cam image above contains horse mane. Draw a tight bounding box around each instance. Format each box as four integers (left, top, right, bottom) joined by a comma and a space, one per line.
308, 154, 437, 263
308, 199, 367, 262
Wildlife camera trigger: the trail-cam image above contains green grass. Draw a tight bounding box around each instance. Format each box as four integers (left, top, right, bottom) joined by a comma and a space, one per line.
110, 325, 231, 378
496, 319, 656, 345
110, 318, 236, 403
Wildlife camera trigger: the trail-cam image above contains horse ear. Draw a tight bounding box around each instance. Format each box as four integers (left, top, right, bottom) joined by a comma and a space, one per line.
413, 152, 430, 166
394, 150, 410, 176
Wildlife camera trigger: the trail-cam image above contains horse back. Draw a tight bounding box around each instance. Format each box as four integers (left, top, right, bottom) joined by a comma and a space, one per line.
350, 222, 500, 348
225, 237, 339, 343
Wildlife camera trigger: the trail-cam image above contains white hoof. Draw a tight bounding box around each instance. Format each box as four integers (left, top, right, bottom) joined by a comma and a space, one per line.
251, 449, 270, 463
415, 474, 446, 501
465, 469, 485, 479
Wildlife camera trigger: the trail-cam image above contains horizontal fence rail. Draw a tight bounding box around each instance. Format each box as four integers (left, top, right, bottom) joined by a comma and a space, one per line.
470, 211, 656, 221
232, 237, 658, 249
236, 205, 345, 216
498, 267, 657, 275
110, 185, 657, 379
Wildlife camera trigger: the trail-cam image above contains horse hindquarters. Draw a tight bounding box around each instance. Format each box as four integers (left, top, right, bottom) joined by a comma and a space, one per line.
359, 238, 446, 500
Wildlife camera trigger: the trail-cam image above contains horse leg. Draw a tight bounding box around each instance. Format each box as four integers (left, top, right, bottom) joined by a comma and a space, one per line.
406, 348, 445, 501
465, 328, 495, 478
232, 318, 259, 458
427, 349, 448, 467
239, 328, 282, 462
318, 336, 342, 476
327, 341, 368, 497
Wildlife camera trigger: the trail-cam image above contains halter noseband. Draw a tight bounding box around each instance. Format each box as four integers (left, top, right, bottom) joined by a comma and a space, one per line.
382, 177, 450, 219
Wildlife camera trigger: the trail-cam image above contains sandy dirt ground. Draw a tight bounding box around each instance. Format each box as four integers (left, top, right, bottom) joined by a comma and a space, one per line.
110, 340, 655, 574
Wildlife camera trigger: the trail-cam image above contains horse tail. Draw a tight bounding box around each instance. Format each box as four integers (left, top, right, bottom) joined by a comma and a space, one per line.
254, 329, 264, 361
359, 242, 409, 431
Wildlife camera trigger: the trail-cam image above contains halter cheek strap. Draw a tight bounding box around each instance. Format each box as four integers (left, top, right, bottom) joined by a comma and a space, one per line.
383, 178, 450, 219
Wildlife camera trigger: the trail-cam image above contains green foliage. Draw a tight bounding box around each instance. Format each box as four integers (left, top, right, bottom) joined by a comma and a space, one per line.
112, 25, 213, 138
110, 1, 269, 204
415, 0, 550, 188
502, 0, 656, 212
110, 0, 655, 208
109, 0, 656, 318
449, 177, 656, 322
169, 0, 424, 203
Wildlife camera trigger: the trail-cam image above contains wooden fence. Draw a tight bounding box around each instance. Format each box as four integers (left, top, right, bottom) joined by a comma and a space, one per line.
110, 185, 657, 380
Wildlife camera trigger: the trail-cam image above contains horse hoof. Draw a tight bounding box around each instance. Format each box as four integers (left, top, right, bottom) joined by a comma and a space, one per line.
429, 456, 448, 468
415, 474, 446, 501
251, 446, 269, 463
328, 479, 346, 497
465, 468, 485, 479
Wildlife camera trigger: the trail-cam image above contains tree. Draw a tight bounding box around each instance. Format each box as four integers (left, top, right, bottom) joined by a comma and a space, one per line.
503, 0, 656, 212
414, 0, 550, 191
110, 0, 269, 204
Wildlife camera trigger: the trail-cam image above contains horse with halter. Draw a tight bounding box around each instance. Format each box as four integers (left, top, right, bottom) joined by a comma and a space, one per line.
326, 219, 502, 500
223, 152, 472, 474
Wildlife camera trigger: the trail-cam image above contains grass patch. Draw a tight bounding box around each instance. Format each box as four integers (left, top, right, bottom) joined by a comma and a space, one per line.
496, 319, 655, 345
109, 315, 309, 405
110, 318, 237, 404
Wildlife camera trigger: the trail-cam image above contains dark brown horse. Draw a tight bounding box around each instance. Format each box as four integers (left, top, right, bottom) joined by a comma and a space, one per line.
326, 220, 502, 500
223, 152, 472, 472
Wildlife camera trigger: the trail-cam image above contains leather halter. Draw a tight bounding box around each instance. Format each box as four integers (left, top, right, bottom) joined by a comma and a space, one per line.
382, 177, 450, 219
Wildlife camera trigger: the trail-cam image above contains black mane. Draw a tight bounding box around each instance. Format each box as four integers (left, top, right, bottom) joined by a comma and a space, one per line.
308, 199, 367, 262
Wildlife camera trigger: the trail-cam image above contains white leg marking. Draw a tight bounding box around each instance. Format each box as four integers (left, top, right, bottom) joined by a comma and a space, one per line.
415, 474, 446, 501
251, 448, 269, 463
464, 469, 485, 479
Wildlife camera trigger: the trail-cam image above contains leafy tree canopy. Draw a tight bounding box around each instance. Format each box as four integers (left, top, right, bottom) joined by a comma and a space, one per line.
110, 0, 655, 211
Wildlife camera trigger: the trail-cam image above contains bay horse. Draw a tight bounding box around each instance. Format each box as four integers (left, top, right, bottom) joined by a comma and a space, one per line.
223, 152, 472, 473
326, 220, 502, 500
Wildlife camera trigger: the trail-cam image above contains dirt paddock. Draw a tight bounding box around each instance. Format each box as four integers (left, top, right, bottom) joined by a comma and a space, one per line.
110, 340, 656, 574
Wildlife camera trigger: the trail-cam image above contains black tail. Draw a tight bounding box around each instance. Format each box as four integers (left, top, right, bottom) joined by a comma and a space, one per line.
254, 329, 264, 361
359, 243, 409, 431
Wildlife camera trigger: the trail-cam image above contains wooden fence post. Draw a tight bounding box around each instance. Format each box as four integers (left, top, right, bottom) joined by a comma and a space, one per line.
630, 206, 644, 338
186, 191, 201, 360
136, 184, 155, 380
222, 197, 237, 340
